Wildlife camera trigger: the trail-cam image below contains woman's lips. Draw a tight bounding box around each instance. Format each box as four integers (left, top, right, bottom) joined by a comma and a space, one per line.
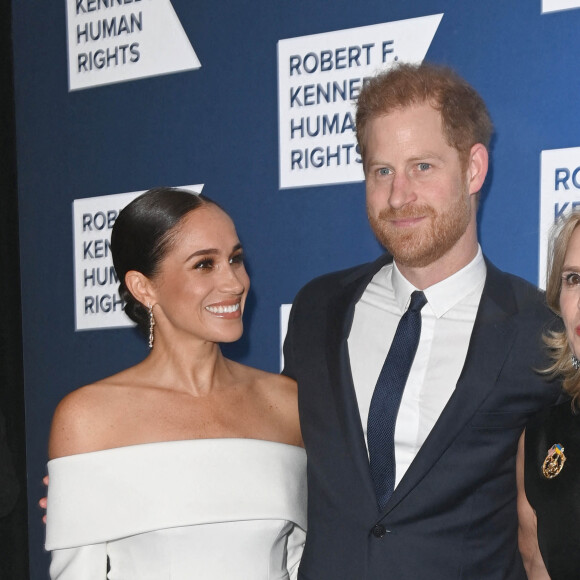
204, 301, 241, 318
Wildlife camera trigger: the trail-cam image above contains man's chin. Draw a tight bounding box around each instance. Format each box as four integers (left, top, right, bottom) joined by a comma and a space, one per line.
391, 252, 438, 269
381, 233, 442, 268
377, 229, 424, 260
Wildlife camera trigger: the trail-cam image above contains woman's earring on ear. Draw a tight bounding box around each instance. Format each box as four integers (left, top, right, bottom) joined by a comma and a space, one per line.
571, 353, 580, 370
148, 304, 155, 349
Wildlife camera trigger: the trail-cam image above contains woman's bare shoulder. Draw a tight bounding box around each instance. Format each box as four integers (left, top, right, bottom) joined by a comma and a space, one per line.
229, 361, 297, 394
265, 372, 298, 401
229, 363, 302, 446
48, 370, 136, 459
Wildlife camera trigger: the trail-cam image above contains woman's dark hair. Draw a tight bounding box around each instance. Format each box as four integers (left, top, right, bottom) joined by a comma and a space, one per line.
111, 187, 217, 333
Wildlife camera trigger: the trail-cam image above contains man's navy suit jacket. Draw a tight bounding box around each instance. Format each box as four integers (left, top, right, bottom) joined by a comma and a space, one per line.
283, 254, 561, 580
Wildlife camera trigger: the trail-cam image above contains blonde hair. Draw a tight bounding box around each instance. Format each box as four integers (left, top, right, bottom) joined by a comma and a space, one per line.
542, 210, 580, 402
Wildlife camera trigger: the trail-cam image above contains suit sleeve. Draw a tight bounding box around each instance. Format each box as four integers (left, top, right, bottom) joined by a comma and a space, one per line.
282, 298, 299, 381
0, 409, 19, 518
50, 544, 108, 579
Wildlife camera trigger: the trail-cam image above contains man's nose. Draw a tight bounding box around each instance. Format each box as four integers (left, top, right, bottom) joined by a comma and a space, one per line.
388, 172, 416, 209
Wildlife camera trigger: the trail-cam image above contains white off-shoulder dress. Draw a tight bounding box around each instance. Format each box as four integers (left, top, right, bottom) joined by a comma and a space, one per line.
45, 439, 307, 580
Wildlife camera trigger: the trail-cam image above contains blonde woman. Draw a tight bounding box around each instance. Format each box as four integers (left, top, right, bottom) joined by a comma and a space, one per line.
517, 211, 580, 579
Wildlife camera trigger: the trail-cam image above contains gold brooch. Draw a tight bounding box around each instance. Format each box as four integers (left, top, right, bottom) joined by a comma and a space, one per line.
542, 443, 566, 479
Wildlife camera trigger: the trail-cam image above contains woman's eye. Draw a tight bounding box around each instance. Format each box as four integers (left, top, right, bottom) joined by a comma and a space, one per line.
194, 259, 214, 270
230, 253, 244, 265
564, 272, 580, 286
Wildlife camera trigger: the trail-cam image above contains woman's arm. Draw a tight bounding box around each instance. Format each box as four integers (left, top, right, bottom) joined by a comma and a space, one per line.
50, 545, 108, 580
47, 387, 109, 578
286, 525, 306, 580
516, 431, 550, 579
48, 386, 101, 460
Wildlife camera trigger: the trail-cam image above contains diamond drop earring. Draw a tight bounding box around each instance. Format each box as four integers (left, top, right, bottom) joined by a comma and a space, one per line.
148, 304, 155, 349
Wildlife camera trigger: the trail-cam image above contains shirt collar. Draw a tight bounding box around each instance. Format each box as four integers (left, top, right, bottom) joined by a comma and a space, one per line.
391, 246, 486, 318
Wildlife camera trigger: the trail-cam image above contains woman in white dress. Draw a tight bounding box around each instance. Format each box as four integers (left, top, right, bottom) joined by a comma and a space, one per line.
45, 187, 306, 579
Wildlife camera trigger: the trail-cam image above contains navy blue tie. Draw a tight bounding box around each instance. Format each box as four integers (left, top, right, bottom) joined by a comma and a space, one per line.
367, 290, 427, 511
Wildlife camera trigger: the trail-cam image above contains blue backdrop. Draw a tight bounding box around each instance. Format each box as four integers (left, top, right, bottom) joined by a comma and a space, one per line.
11, 1, 580, 576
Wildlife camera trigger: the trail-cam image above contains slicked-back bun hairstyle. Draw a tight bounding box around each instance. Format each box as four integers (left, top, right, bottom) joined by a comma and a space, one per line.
111, 187, 217, 334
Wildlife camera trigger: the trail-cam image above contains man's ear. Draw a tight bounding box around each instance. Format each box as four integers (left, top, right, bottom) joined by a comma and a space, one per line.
124, 270, 156, 308
467, 143, 489, 195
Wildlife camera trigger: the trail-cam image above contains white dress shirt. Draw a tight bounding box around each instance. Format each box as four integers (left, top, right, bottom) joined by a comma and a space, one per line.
348, 247, 486, 487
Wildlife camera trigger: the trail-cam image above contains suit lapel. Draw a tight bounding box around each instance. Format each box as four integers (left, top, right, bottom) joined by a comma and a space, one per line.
324, 255, 392, 501
383, 260, 519, 513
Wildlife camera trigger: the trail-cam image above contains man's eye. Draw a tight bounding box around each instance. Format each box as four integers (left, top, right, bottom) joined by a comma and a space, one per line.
378, 168, 392, 176
418, 163, 431, 171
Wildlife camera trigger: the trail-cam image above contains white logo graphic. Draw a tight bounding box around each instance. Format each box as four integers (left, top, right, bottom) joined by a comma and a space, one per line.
539, 147, 580, 288
542, 0, 580, 13
66, 0, 201, 91
277, 14, 443, 190
73, 184, 203, 331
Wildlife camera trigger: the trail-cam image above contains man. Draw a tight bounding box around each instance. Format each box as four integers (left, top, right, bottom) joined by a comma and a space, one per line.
283, 63, 560, 579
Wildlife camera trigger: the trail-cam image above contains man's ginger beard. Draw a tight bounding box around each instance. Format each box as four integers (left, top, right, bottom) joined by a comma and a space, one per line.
368, 188, 473, 269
